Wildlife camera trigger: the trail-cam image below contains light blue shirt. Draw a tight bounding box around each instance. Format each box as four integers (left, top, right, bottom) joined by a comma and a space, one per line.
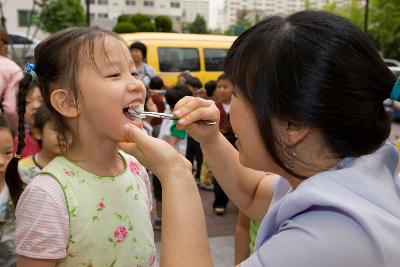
242, 143, 400, 267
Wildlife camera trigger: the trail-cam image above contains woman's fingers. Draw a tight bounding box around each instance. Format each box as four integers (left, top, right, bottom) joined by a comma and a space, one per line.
173, 97, 218, 125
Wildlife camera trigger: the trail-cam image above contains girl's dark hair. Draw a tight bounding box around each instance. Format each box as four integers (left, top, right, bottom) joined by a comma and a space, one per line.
0, 114, 15, 137
149, 76, 164, 90
166, 84, 192, 109
217, 73, 228, 82
185, 76, 203, 89
33, 104, 53, 147
225, 10, 396, 178
5, 26, 122, 206
205, 80, 217, 97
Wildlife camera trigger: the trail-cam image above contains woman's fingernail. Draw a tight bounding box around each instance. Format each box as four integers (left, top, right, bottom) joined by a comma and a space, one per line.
178, 118, 186, 124
174, 110, 182, 116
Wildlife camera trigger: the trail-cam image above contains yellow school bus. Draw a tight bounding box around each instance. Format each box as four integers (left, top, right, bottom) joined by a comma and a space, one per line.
119, 32, 236, 86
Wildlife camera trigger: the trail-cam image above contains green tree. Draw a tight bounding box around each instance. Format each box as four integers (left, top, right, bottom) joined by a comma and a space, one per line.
39, 0, 85, 33
138, 22, 156, 32
187, 14, 208, 34
113, 21, 137, 33
130, 13, 151, 27
224, 10, 252, 36
322, 0, 364, 29
155, 15, 173, 32
304, 0, 313, 9
369, 0, 400, 59
117, 14, 131, 23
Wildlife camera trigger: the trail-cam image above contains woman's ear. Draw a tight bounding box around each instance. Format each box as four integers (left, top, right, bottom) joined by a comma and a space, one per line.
50, 89, 79, 118
276, 120, 309, 146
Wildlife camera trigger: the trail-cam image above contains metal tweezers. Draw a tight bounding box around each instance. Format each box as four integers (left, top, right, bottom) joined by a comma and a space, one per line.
133, 111, 216, 125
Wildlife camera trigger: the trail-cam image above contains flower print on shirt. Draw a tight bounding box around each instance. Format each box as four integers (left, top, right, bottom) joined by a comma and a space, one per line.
129, 160, 141, 175
114, 225, 129, 243
149, 254, 157, 266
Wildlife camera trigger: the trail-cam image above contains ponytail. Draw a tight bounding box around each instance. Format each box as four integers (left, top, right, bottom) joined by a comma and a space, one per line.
5, 73, 33, 206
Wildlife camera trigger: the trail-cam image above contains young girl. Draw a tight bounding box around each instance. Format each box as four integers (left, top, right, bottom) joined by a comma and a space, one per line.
6, 27, 157, 267
121, 10, 400, 266
16, 78, 42, 158
18, 104, 66, 184
0, 115, 16, 267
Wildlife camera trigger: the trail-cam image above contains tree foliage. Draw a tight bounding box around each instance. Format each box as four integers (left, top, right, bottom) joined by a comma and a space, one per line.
130, 13, 151, 26
155, 16, 173, 32
186, 14, 208, 34
113, 21, 137, 33
224, 10, 252, 36
138, 22, 156, 32
39, 0, 85, 33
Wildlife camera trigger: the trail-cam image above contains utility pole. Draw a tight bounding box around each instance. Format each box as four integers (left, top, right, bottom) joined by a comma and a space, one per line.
86, 0, 90, 26
364, 0, 369, 33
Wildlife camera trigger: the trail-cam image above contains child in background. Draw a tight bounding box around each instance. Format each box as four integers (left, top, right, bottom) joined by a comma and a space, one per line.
148, 76, 165, 138
0, 115, 16, 267
184, 76, 205, 183
212, 73, 236, 215
199, 80, 218, 191
6, 27, 157, 266
15, 78, 42, 158
177, 70, 192, 85
18, 104, 66, 184
152, 84, 193, 230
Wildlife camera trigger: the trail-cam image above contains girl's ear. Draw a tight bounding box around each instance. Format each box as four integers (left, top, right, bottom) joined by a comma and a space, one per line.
50, 89, 79, 118
31, 127, 42, 140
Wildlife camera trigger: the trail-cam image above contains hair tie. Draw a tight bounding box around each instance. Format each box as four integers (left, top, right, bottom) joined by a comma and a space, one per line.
13, 153, 21, 159
390, 80, 400, 101
24, 63, 36, 78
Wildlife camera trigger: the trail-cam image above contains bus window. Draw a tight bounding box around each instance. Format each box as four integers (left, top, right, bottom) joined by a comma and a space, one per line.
204, 48, 228, 71
158, 47, 200, 72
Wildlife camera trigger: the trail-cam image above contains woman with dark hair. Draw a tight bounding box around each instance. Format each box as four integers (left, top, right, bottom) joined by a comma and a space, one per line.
123, 11, 400, 266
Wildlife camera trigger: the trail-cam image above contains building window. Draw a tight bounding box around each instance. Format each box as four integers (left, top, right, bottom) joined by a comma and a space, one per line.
158, 48, 200, 72
204, 49, 228, 71
126, 0, 135, 5
18, 10, 38, 27
98, 13, 108, 18
98, 0, 108, 5
171, 2, 180, 8
144, 1, 154, 7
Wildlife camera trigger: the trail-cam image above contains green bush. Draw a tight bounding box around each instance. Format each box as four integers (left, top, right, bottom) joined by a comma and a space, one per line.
113, 22, 137, 33
138, 22, 156, 32
117, 14, 131, 23
130, 14, 151, 26
155, 16, 173, 32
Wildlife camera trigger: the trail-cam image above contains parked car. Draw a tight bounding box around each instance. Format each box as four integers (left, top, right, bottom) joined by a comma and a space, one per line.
7, 32, 40, 66
384, 58, 400, 67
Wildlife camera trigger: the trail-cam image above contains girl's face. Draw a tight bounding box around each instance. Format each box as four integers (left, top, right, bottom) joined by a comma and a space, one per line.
77, 36, 146, 142
37, 120, 65, 156
230, 90, 279, 173
0, 129, 13, 180
25, 87, 44, 127
216, 79, 234, 104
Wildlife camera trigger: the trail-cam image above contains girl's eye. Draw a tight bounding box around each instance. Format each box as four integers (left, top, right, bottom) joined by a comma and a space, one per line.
106, 73, 121, 78
6, 151, 13, 156
131, 72, 139, 78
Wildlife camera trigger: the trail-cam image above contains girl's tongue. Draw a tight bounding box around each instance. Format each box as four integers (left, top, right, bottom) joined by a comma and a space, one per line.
123, 105, 144, 129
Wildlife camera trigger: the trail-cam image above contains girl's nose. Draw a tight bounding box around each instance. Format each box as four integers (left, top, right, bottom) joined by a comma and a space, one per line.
127, 79, 145, 92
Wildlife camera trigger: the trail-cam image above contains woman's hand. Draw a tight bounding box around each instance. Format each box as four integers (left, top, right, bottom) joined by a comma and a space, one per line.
173, 96, 221, 145
122, 124, 192, 182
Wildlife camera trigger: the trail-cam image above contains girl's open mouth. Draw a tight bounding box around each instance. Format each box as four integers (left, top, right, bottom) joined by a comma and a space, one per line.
123, 104, 144, 128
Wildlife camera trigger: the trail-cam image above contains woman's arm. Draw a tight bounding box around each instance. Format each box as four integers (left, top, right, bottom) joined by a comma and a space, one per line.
235, 211, 251, 265
200, 133, 275, 219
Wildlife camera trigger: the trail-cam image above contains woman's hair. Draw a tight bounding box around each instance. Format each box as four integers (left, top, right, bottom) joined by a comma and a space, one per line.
5, 26, 123, 206
217, 73, 228, 82
225, 10, 396, 178
0, 114, 15, 137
